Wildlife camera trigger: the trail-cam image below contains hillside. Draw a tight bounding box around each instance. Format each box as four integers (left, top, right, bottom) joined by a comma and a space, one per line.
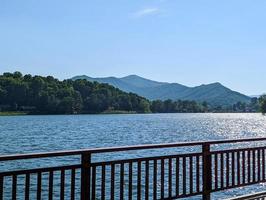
72, 75, 251, 107
0, 72, 151, 114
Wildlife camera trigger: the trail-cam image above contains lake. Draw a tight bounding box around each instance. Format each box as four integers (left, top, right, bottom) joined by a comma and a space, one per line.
1, 113, 266, 199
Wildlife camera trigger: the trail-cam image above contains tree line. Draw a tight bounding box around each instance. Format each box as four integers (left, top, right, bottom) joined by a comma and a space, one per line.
150, 99, 208, 113
0, 72, 265, 114
0, 72, 150, 114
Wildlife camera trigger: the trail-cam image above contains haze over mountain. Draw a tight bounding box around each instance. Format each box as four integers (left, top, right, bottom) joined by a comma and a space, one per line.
72, 75, 251, 107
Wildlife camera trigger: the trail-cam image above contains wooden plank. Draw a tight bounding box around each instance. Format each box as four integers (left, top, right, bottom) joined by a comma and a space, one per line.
161, 159, 165, 198
110, 164, 115, 200
37, 172, 42, 200
120, 164, 124, 200
176, 157, 180, 196
102, 165, 106, 200
25, 174, 30, 200
137, 161, 142, 200
189, 156, 193, 194
0, 176, 3, 200
49, 171, 54, 200
153, 160, 157, 200
128, 162, 133, 200
71, 169, 76, 200
182, 157, 186, 195
12, 175, 17, 200
60, 170, 65, 200
145, 160, 149, 200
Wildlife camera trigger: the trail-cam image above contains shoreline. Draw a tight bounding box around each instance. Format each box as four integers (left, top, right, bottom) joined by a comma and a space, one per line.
0, 111, 28, 116
0, 111, 262, 116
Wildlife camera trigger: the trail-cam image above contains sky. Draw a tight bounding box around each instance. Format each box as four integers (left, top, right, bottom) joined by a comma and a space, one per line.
0, 0, 266, 95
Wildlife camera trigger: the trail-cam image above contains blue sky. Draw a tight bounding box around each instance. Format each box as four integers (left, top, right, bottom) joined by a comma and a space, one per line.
0, 0, 265, 95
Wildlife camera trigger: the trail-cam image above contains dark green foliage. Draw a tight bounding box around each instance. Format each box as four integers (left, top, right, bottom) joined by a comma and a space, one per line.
0, 72, 151, 114
231, 98, 260, 113
259, 95, 266, 114
151, 99, 206, 113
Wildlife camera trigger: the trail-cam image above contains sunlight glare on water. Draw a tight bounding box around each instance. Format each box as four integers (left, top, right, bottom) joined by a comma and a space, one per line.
0, 113, 266, 199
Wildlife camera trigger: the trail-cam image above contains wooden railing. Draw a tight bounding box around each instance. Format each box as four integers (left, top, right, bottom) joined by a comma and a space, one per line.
1, 138, 266, 199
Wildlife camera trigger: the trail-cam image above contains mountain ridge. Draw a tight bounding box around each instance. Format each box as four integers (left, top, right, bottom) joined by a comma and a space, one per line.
72, 75, 251, 107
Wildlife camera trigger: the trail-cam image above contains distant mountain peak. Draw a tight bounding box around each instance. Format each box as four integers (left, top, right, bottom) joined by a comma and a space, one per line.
122, 74, 141, 78
121, 74, 161, 82
211, 82, 223, 86
71, 75, 251, 106
120, 74, 166, 88
200, 82, 223, 87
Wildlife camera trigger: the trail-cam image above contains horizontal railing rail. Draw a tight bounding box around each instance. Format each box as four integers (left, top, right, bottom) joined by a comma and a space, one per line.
1, 137, 266, 161
1, 138, 266, 200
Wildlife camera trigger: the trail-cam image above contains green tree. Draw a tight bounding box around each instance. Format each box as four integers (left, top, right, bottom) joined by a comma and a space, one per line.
57, 97, 76, 114
202, 101, 208, 112
138, 99, 151, 113
151, 100, 164, 113
259, 95, 266, 114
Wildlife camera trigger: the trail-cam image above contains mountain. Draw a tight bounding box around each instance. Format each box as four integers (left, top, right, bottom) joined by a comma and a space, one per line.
72, 75, 137, 93
120, 75, 166, 88
72, 75, 251, 107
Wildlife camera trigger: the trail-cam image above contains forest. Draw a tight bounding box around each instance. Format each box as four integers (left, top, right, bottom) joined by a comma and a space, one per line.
0, 72, 150, 114
0, 72, 263, 114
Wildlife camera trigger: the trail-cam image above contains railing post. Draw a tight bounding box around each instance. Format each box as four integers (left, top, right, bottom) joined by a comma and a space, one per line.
81, 152, 91, 200
202, 143, 212, 200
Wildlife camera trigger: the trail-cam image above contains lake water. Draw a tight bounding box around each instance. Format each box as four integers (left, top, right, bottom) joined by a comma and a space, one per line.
1, 113, 266, 199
